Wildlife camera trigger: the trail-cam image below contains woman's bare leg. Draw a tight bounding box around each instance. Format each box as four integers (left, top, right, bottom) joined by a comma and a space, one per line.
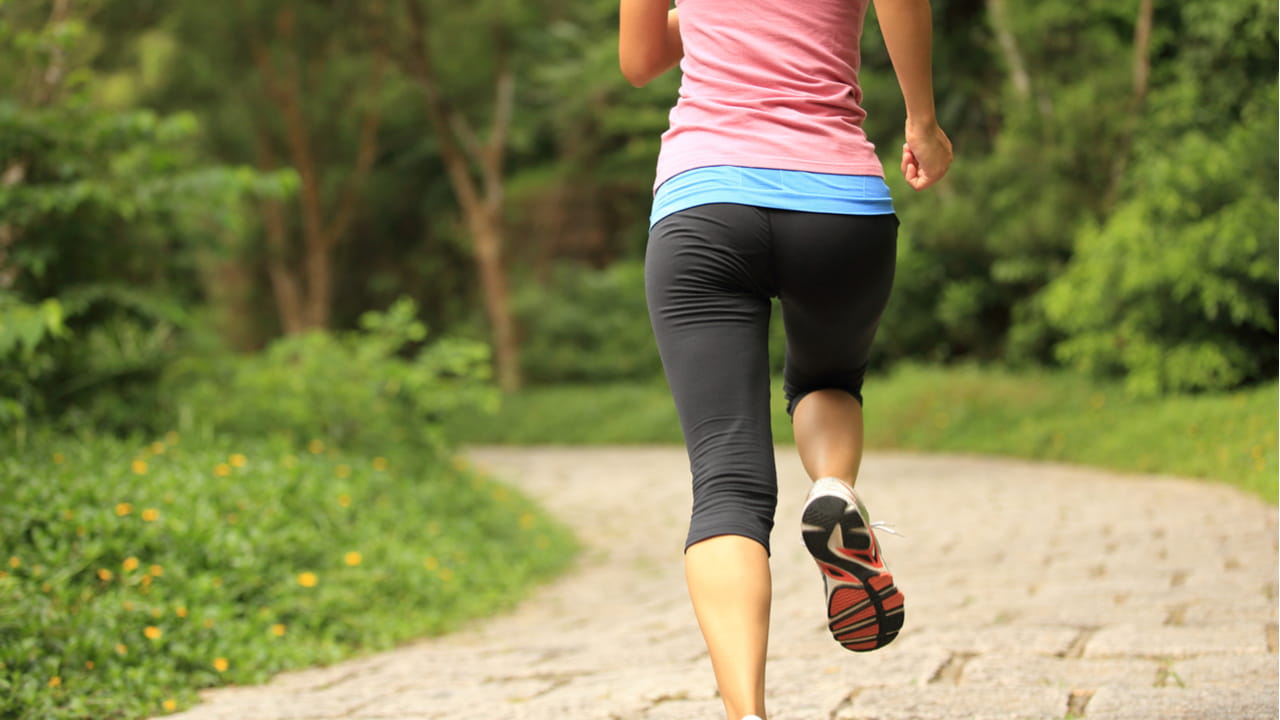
792, 388, 864, 484
685, 534, 771, 720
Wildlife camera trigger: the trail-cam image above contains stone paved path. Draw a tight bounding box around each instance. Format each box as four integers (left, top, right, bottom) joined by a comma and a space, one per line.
163, 448, 1279, 720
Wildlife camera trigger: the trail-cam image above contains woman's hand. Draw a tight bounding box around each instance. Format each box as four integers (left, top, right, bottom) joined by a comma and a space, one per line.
901, 120, 952, 190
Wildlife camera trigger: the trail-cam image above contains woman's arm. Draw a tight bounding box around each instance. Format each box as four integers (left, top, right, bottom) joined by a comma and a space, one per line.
873, 0, 952, 190
619, 1, 682, 87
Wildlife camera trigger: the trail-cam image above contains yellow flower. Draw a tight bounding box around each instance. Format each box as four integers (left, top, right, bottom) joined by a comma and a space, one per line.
335, 464, 351, 479
63, 509, 74, 520
76, 526, 86, 537
122, 557, 140, 572
212, 657, 229, 673
150, 441, 166, 455
142, 508, 160, 522
131, 460, 148, 475
229, 453, 247, 468
85, 661, 94, 670
144, 626, 162, 640
41, 583, 51, 593
48, 676, 61, 688
97, 568, 114, 582
7, 556, 18, 569
52, 452, 66, 464
372, 457, 388, 471
423, 556, 439, 571
149, 564, 164, 577
115, 643, 128, 655
0, 571, 7, 580
175, 606, 188, 618
123, 600, 135, 611
202, 618, 215, 629
141, 575, 152, 587
271, 623, 286, 637
165, 431, 180, 445
438, 568, 455, 582
213, 463, 231, 478
297, 571, 318, 588
518, 513, 536, 530
337, 493, 352, 508
282, 454, 297, 469
343, 551, 362, 567
162, 699, 177, 712
307, 439, 325, 454
225, 513, 238, 525
492, 487, 509, 502
115, 502, 132, 517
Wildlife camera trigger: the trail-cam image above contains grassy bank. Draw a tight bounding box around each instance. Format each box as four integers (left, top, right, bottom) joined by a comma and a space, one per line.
453, 365, 1278, 503
0, 433, 576, 720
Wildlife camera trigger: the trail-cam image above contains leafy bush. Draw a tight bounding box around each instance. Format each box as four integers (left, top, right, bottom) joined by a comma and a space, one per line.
1042, 86, 1278, 394
166, 299, 496, 455
0, 431, 576, 720
0, 13, 293, 434
514, 261, 664, 383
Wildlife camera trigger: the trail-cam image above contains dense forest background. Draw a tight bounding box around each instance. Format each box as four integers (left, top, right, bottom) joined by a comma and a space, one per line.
1, 0, 1277, 433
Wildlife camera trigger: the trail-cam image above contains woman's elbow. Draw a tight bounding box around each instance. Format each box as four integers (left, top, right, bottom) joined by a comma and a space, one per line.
619, 55, 659, 87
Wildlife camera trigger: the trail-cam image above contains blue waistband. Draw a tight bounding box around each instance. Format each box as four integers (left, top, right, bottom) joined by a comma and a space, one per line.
651, 166, 894, 228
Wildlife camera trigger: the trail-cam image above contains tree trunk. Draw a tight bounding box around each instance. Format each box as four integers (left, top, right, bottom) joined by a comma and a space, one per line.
1103, 0, 1156, 209
986, 0, 1030, 101
987, 0, 1052, 116
246, 2, 385, 334
1132, 0, 1154, 107
400, 0, 522, 391
470, 212, 520, 391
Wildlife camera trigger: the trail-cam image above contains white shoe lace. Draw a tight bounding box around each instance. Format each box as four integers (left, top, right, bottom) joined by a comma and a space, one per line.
870, 520, 904, 538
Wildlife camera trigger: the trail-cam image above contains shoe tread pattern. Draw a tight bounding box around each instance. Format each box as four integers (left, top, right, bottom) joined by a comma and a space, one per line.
802, 494, 904, 652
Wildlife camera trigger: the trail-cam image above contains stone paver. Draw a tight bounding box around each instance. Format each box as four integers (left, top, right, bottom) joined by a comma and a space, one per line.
160, 448, 1279, 720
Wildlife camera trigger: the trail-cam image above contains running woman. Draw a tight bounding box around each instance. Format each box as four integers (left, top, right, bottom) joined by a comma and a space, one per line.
619, 1, 952, 718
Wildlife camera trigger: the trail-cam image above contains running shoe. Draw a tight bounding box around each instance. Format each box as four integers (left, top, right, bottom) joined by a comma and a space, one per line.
801, 477, 904, 652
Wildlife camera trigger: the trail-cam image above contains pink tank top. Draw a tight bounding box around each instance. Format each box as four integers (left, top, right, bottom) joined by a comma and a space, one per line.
654, 0, 884, 192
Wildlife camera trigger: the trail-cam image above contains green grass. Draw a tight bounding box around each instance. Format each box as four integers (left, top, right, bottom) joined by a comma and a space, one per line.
0, 432, 577, 720
453, 365, 1278, 503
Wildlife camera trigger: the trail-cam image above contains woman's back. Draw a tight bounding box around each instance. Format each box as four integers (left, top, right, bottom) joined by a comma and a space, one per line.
656, 0, 883, 189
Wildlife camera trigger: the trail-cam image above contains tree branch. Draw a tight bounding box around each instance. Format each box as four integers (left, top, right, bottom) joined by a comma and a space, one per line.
1132, 0, 1154, 106
329, 50, 387, 244
986, 0, 1030, 101
402, 0, 482, 217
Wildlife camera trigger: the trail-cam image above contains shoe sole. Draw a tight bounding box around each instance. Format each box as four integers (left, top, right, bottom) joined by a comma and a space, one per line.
802, 494, 904, 652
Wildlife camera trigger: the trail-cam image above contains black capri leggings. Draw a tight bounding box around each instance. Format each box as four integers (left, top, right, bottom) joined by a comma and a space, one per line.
645, 203, 898, 554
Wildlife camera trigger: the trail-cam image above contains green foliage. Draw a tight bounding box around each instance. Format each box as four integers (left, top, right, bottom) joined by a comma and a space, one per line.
514, 261, 663, 383
1042, 3, 1279, 394
167, 299, 496, 455
860, 365, 1278, 503
1043, 96, 1279, 394
450, 367, 1279, 504
0, 431, 576, 720
0, 3, 295, 432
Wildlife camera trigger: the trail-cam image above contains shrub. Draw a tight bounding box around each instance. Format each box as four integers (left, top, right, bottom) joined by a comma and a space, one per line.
0, 431, 576, 720
1042, 86, 1278, 395
514, 261, 663, 383
165, 299, 496, 455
